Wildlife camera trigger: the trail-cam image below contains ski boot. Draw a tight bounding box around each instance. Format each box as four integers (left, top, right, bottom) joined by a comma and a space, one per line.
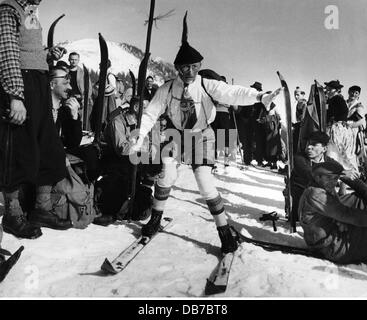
29, 209, 72, 230
93, 214, 116, 227
141, 210, 163, 237
28, 186, 71, 230
2, 191, 42, 239
217, 224, 238, 254
224, 157, 230, 168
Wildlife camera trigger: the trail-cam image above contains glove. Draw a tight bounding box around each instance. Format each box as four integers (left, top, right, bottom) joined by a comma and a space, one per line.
261, 88, 282, 111
129, 135, 145, 154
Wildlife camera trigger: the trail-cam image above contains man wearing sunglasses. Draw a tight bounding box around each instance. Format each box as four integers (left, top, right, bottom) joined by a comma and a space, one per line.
130, 12, 281, 254
0, 0, 68, 238
49, 68, 82, 149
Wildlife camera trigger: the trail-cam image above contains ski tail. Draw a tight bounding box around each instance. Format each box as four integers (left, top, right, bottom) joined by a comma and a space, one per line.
205, 252, 235, 295
101, 217, 172, 274
0, 246, 24, 283
230, 226, 322, 259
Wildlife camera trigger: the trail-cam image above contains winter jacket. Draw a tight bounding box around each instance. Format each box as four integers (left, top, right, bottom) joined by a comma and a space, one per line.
299, 186, 367, 264
56, 105, 83, 149
73, 65, 92, 105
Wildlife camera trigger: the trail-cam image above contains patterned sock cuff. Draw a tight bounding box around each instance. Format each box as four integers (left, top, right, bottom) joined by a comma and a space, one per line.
206, 194, 224, 216
154, 186, 172, 201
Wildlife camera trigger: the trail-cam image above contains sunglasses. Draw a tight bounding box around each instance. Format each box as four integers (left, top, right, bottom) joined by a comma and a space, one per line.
178, 63, 201, 73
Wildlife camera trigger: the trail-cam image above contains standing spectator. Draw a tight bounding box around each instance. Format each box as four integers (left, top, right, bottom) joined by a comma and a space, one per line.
325, 80, 357, 173
212, 76, 232, 166
198, 69, 233, 167
236, 81, 263, 165
264, 103, 282, 169
0, 0, 68, 238
292, 87, 307, 153
142, 76, 157, 103
346, 85, 366, 167
68, 52, 92, 129
251, 82, 268, 166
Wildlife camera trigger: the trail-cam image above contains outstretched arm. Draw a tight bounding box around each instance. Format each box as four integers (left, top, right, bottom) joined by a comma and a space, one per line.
203, 78, 281, 110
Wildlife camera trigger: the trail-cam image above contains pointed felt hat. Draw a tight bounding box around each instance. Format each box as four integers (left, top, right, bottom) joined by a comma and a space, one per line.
174, 11, 203, 65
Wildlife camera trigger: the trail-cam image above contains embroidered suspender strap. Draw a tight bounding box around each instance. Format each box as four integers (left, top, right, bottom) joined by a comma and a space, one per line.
200, 77, 216, 126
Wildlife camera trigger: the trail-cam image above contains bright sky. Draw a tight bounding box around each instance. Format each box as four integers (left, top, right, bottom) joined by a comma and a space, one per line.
41, 0, 367, 106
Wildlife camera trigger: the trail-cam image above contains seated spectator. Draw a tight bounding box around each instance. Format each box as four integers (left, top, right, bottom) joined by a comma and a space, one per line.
289, 131, 332, 222
120, 88, 133, 109
299, 161, 367, 264
49, 67, 101, 228
115, 77, 125, 108
49, 67, 82, 149
96, 99, 160, 223
50, 67, 101, 182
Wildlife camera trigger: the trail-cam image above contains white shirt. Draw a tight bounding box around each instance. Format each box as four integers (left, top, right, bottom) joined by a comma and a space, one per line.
139, 75, 259, 138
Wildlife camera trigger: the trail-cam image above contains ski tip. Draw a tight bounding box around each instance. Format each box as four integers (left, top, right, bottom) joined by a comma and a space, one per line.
101, 258, 118, 275
205, 279, 227, 296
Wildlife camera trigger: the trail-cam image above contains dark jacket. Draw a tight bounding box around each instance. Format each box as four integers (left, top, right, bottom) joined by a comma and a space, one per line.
56, 106, 83, 149
142, 86, 157, 102
326, 94, 348, 124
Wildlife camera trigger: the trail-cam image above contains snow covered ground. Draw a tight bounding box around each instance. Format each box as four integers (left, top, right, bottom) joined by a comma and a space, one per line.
1, 159, 367, 298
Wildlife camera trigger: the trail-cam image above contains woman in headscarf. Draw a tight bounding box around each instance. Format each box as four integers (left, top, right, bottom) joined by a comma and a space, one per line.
346, 85, 366, 167
325, 80, 358, 174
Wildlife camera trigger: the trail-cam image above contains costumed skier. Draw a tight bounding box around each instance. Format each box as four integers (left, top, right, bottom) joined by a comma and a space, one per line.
130, 12, 281, 253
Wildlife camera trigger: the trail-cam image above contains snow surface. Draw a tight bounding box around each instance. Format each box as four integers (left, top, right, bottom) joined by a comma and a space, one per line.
1, 158, 367, 298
